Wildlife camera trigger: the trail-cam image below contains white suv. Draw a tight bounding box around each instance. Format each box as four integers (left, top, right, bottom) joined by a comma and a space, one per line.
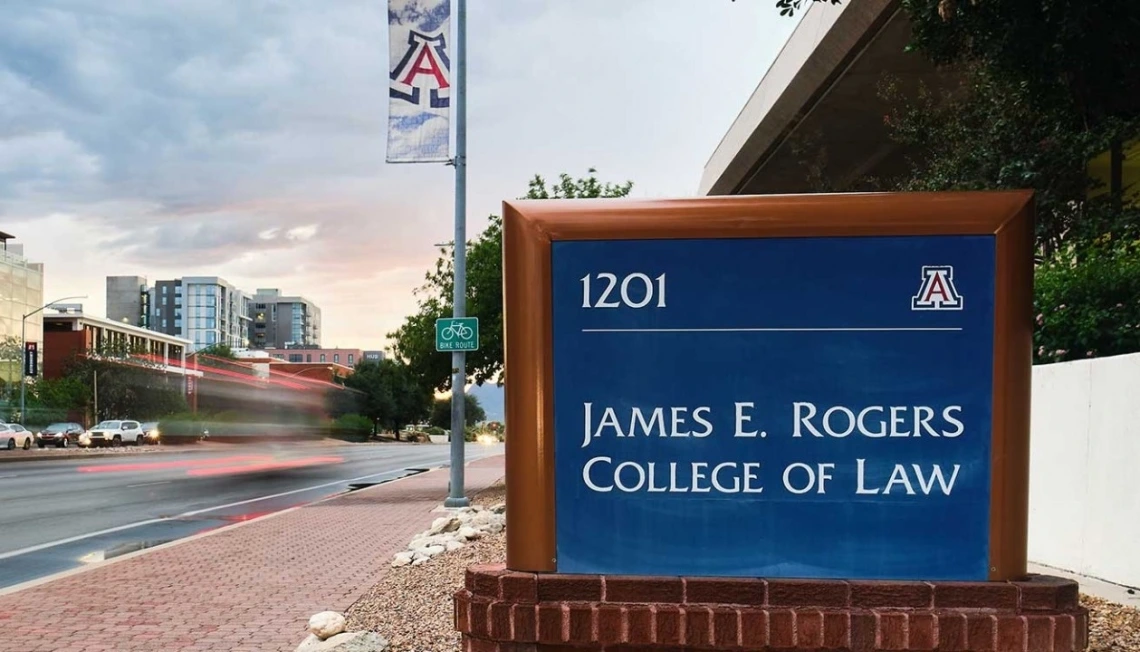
80, 420, 145, 447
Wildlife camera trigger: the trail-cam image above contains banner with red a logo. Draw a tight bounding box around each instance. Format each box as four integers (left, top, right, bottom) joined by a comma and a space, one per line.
387, 0, 452, 163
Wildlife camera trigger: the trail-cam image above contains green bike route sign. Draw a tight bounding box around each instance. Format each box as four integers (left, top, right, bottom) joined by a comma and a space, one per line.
435, 317, 479, 352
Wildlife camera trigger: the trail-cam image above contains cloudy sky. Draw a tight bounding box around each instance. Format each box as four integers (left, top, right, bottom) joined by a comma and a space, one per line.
0, 0, 802, 351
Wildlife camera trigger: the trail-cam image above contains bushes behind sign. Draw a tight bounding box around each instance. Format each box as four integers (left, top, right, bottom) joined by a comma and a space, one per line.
1035, 236, 1140, 364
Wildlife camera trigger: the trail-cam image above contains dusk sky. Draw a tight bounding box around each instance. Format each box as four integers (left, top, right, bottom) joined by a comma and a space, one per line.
1, 1, 802, 351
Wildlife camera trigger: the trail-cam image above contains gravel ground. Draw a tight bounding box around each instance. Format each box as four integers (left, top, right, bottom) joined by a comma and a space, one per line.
346, 483, 506, 652
347, 483, 1139, 652
1086, 594, 1140, 652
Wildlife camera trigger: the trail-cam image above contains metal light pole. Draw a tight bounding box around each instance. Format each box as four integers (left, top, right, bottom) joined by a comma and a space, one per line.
444, 0, 470, 509
20, 295, 87, 423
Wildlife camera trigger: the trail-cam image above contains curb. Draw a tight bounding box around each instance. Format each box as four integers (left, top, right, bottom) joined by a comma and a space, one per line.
0, 438, 389, 464
0, 452, 504, 597
0, 445, 223, 465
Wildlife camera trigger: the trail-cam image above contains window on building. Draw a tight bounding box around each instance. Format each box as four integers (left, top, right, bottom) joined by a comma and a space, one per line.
333, 354, 340, 363
289, 354, 303, 363
162, 319, 168, 328
175, 319, 182, 328
162, 286, 168, 294
348, 354, 354, 365
306, 354, 312, 362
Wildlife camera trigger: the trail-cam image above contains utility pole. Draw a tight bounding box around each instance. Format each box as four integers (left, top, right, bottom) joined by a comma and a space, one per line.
444, 0, 470, 509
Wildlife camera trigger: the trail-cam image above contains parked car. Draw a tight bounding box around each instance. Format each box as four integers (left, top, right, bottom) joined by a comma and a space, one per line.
139, 422, 161, 445
1, 423, 34, 450
79, 420, 145, 448
35, 422, 85, 448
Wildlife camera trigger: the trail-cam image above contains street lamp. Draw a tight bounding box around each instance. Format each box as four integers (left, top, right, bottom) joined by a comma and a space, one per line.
20, 295, 87, 423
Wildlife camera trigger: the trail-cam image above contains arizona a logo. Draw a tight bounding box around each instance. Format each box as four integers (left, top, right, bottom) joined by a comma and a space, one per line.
389, 30, 451, 109
911, 265, 963, 310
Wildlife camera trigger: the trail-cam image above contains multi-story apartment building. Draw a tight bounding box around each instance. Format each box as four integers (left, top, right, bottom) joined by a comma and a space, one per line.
248, 289, 321, 349
106, 276, 253, 352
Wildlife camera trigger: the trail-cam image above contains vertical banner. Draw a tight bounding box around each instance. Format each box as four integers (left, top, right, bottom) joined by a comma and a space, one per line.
24, 342, 37, 377
387, 0, 452, 163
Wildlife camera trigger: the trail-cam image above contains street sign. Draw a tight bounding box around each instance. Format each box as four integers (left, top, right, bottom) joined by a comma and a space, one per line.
435, 317, 479, 352
24, 342, 37, 377
502, 192, 1034, 582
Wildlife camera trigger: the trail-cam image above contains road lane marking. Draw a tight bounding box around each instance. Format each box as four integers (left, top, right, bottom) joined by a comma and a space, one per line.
0, 466, 417, 561
126, 481, 171, 488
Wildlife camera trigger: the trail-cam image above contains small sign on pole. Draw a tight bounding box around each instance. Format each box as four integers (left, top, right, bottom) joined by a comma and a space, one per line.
24, 342, 37, 377
435, 317, 479, 352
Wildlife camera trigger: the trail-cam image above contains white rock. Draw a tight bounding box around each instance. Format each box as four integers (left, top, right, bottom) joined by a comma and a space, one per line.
458, 526, 481, 540
485, 521, 505, 535
308, 611, 347, 640
490, 502, 506, 514
296, 631, 389, 652
445, 540, 465, 552
423, 545, 446, 557
411, 557, 428, 566
470, 511, 496, 528
391, 552, 413, 568
409, 535, 449, 550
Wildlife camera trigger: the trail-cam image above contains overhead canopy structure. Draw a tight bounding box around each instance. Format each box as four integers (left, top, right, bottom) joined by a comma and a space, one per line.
699, 0, 958, 196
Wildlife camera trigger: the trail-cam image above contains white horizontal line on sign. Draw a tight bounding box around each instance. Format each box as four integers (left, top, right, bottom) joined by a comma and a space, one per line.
581, 327, 964, 333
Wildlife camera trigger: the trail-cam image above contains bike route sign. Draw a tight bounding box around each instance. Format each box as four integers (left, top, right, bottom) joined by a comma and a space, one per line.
436, 317, 479, 352
551, 235, 997, 580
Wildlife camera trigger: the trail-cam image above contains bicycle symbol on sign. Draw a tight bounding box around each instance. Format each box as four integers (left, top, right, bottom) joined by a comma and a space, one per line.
441, 322, 474, 341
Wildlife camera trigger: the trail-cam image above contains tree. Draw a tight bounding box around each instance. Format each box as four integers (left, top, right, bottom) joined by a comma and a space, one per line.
868, 1, 1140, 361
730, 0, 841, 16
389, 168, 634, 391
61, 356, 187, 421
341, 359, 432, 435
191, 344, 239, 370
428, 393, 485, 429
1033, 236, 1140, 364
902, 0, 1140, 125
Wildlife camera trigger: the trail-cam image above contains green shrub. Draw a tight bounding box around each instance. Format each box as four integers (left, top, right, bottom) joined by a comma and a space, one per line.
331, 414, 373, 442
1034, 236, 1140, 364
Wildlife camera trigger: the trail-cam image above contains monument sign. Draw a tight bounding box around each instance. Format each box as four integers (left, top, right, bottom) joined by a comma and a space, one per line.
502, 192, 1034, 582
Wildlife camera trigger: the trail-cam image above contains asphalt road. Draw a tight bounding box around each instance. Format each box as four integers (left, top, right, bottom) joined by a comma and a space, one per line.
0, 441, 501, 590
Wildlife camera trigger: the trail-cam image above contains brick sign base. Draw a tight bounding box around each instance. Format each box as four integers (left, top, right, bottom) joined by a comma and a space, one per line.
455, 564, 1088, 651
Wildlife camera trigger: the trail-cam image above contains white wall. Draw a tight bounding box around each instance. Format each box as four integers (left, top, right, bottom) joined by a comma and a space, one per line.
1029, 352, 1140, 588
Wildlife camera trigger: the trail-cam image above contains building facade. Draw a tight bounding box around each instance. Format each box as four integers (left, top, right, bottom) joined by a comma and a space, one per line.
106, 275, 150, 329
43, 307, 192, 380
263, 347, 360, 367
0, 234, 45, 402
106, 275, 253, 352
248, 289, 321, 349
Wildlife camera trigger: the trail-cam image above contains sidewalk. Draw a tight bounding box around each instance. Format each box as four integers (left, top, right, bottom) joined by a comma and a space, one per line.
0, 454, 505, 652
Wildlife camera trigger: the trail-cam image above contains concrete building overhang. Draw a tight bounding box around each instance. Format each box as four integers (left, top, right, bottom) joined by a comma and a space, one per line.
700, 0, 957, 196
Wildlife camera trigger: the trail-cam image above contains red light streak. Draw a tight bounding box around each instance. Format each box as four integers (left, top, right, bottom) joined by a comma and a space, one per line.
77, 455, 268, 473
185, 456, 344, 477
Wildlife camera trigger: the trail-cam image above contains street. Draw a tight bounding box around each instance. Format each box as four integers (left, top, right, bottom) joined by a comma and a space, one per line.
0, 441, 499, 590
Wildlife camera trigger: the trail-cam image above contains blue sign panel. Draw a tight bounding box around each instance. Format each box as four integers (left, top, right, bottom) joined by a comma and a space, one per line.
551, 235, 996, 580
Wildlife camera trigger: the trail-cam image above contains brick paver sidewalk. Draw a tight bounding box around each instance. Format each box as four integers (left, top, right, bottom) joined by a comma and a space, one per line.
0, 455, 504, 652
